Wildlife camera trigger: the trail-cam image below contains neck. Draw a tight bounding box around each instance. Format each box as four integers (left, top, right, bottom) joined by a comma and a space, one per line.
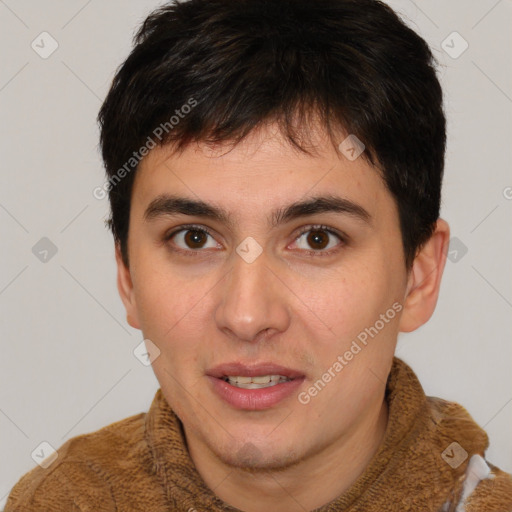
186, 397, 389, 512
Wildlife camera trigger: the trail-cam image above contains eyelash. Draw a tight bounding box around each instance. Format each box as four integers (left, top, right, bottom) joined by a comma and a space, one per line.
293, 225, 346, 257
163, 223, 346, 258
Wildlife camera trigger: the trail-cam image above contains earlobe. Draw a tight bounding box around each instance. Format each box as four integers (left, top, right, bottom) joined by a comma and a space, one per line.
115, 244, 141, 330
399, 218, 450, 333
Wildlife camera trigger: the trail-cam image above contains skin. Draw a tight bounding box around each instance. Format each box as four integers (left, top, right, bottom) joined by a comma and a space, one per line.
116, 122, 450, 511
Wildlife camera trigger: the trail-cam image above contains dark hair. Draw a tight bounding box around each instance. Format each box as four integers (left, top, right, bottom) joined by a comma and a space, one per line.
98, 0, 446, 270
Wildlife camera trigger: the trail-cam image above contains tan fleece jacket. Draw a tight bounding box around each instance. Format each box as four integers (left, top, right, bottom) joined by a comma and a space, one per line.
5, 357, 512, 511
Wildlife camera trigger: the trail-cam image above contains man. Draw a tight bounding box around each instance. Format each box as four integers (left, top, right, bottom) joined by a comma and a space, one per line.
6, 0, 512, 510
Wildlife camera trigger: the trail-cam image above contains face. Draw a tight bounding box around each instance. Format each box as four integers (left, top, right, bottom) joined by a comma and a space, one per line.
118, 124, 414, 472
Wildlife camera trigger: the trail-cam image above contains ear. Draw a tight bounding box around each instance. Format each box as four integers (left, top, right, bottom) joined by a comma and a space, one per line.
115, 244, 141, 330
399, 218, 450, 333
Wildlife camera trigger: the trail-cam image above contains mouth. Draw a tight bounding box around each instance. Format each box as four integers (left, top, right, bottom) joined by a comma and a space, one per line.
221, 374, 293, 389
206, 362, 305, 410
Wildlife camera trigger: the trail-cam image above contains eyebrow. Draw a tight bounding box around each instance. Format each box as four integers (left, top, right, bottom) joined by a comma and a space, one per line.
144, 193, 371, 229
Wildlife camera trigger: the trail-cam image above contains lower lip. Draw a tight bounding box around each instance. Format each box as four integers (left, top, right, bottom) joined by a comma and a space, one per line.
207, 376, 305, 410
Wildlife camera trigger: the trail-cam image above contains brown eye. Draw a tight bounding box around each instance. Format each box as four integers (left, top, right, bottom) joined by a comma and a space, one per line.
183, 229, 208, 249
293, 225, 345, 255
166, 226, 220, 253
306, 230, 330, 250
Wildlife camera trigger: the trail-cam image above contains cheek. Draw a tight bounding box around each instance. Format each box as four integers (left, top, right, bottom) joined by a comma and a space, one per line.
299, 258, 403, 364
307, 265, 385, 335
130, 257, 207, 352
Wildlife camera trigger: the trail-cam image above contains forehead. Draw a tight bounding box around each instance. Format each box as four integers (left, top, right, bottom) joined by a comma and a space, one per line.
132, 123, 393, 225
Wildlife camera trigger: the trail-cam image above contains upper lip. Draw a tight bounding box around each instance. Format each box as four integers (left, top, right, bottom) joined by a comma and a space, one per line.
207, 362, 305, 379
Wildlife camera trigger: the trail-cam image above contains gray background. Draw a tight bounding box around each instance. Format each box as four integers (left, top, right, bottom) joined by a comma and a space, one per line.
1, 0, 511, 507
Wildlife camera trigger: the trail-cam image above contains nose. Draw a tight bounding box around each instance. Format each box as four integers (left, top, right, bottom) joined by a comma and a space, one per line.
214, 247, 290, 343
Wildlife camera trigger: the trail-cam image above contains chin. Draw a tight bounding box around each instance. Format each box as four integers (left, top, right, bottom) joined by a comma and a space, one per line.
213, 439, 304, 472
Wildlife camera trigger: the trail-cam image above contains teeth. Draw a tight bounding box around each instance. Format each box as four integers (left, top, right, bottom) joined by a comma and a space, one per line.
225, 375, 291, 389
234, 376, 252, 384
252, 375, 273, 384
